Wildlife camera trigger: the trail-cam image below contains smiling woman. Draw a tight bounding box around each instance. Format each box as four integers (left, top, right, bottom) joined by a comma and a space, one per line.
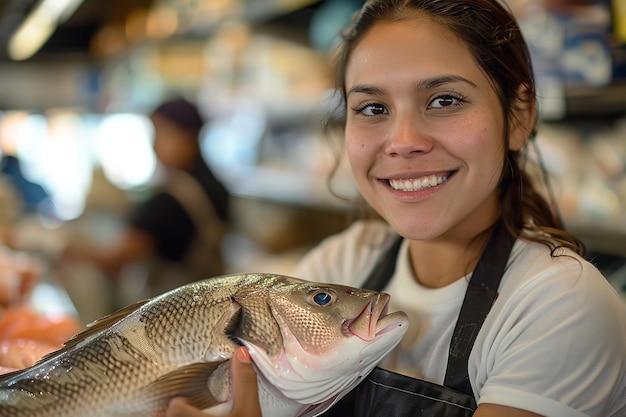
162, 1, 626, 417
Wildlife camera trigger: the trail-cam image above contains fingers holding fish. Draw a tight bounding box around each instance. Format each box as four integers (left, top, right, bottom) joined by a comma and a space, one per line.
163, 347, 261, 417
162, 398, 208, 417
228, 346, 261, 417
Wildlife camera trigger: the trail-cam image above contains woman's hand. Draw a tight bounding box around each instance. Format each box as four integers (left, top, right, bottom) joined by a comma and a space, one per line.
163, 346, 261, 417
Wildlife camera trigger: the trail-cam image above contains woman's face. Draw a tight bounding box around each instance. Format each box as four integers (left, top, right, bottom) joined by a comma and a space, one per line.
345, 18, 513, 242
151, 113, 197, 169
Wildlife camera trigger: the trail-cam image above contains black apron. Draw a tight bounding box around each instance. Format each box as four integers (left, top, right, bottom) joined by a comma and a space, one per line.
322, 222, 515, 417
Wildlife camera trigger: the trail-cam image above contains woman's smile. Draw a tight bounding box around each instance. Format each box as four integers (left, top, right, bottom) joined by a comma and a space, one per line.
386, 171, 454, 192
376, 169, 457, 205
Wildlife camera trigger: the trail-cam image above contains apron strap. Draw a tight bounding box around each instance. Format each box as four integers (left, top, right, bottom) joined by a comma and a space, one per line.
358, 221, 516, 397
443, 221, 515, 393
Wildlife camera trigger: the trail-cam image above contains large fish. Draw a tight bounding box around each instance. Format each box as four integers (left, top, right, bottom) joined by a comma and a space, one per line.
0, 273, 408, 417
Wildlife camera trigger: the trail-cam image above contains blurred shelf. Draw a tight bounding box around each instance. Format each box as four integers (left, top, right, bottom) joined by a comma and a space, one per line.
564, 82, 626, 119
566, 217, 626, 257
222, 165, 355, 213
163, 0, 323, 39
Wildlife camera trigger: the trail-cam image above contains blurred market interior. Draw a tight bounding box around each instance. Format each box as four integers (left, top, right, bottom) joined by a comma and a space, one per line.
0, 0, 625, 325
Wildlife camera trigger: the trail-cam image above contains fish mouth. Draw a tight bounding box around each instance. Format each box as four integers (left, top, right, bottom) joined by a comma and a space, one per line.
346, 293, 406, 341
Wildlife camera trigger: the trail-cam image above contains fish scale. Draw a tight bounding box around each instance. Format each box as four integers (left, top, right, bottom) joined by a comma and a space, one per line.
0, 273, 408, 417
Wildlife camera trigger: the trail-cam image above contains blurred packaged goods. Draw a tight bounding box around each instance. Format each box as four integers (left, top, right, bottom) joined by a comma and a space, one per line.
0, 245, 81, 370
535, 120, 626, 222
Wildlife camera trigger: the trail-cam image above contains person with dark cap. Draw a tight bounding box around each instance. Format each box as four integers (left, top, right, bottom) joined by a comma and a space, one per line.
64, 97, 230, 308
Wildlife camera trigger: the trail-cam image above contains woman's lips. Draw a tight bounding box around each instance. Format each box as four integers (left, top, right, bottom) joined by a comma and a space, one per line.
387, 171, 455, 191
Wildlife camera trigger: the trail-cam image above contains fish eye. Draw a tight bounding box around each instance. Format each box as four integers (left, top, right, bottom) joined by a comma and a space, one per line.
308, 289, 337, 307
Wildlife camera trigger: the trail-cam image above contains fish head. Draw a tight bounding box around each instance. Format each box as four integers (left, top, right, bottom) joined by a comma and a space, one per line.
237, 276, 408, 415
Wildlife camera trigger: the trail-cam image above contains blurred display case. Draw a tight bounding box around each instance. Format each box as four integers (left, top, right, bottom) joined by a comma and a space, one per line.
510, 0, 626, 296
0, 0, 624, 298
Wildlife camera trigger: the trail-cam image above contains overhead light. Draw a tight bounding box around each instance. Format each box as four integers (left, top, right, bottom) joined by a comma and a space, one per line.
7, 0, 84, 61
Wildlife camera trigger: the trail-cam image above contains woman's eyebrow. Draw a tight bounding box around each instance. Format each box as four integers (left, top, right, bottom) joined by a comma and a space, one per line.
347, 75, 477, 97
416, 75, 477, 90
347, 85, 385, 97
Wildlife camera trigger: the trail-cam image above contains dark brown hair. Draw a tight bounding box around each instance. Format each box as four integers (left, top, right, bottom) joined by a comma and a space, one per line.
151, 98, 205, 137
327, 0, 585, 256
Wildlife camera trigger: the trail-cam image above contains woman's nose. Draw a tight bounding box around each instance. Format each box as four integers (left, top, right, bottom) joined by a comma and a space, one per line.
384, 115, 433, 157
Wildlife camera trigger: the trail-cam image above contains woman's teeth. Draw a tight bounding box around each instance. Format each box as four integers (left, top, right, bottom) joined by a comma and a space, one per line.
389, 174, 448, 191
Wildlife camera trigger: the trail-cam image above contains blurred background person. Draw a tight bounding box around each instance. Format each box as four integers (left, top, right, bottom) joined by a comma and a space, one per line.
0, 154, 50, 216
63, 97, 230, 310
0, 128, 54, 245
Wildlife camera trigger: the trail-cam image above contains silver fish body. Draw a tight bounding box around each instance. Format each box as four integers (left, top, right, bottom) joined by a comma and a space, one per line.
0, 273, 408, 417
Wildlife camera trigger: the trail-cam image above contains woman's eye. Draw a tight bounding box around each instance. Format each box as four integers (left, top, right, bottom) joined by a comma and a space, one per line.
428, 94, 464, 109
355, 103, 387, 116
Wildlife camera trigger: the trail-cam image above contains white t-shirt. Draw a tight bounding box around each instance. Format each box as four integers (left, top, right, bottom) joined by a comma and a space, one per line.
292, 220, 626, 417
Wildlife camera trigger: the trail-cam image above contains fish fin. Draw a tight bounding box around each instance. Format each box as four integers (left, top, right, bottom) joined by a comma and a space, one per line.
34, 299, 151, 365
143, 361, 225, 410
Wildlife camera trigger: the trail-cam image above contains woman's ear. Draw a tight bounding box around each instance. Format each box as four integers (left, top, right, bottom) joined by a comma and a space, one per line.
509, 85, 536, 152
